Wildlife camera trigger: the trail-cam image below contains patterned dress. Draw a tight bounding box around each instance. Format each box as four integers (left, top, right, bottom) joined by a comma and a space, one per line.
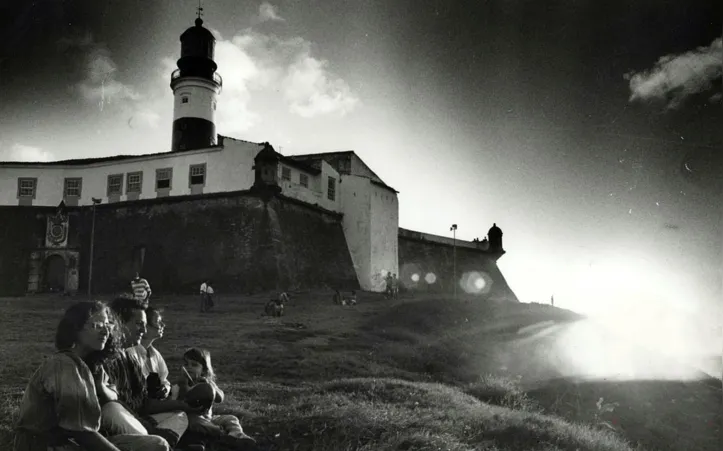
13, 351, 102, 450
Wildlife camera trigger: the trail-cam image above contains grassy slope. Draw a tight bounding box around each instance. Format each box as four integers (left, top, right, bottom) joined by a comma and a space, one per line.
0, 292, 718, 450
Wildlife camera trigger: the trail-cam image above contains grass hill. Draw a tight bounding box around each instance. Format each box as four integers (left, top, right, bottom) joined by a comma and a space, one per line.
0, 292, 719, 450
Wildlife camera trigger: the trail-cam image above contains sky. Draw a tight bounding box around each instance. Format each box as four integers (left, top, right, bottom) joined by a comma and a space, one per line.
1, 1, 722, 347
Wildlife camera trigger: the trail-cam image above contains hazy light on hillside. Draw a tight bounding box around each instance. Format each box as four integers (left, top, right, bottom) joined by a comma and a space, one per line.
460, 271, 491, 295
558, 319, 704, 381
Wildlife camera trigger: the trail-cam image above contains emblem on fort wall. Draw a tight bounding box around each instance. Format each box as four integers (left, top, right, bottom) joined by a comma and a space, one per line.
46, 209, 69, 248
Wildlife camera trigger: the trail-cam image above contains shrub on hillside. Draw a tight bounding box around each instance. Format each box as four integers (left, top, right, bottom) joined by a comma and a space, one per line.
465, 374, 541, 412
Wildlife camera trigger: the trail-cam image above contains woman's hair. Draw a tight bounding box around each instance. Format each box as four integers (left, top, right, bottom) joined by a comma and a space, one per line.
110, 294, 146, 323
183, 347, 215, 381
146, 306, 163, 325
55, 301, 122, 371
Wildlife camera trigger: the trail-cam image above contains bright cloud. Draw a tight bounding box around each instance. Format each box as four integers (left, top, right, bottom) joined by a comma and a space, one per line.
257, 2, 285, 23
210, 30, 359, 125
283, 55, 359, 118
626, 37, 722, 109
0, 144, 55, 162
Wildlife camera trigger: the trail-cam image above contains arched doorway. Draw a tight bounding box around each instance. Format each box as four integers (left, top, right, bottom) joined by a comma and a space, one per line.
44, 254, 66, 293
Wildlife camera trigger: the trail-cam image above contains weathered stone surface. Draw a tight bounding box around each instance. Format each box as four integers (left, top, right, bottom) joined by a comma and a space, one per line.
1, 192, 517, 301
0, 192, 360, 295
398, 235, 519, 301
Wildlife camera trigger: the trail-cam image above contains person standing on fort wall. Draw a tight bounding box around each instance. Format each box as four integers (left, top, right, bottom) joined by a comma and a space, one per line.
131, 273, 152, 308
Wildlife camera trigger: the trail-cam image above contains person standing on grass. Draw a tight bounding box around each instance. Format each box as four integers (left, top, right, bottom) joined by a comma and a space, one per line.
102, 296, 204, 449
385, 272, 394, 299
391, 273, 399, 299
131, 273, 152, 308
13, 301, 171, 451
199, 280, 215, 313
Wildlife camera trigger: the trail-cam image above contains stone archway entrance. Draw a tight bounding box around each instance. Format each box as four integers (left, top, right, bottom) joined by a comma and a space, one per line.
44, 254, 66, 293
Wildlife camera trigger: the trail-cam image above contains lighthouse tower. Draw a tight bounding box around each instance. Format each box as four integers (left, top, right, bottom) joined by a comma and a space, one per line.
170, 7, 222, 152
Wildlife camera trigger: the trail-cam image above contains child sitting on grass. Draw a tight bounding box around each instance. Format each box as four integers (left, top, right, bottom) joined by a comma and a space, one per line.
171, 347, 257, 450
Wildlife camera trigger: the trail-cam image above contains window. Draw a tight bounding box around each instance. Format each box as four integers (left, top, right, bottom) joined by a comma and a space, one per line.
64, 178, 82, 197
107, 174, 123, 196
212, 101, 217, 110
327, 176, 336, 201
281, 166, 291, 181
156, 168, 173, 190
17, 178, 37, 198
299, 173, 309, 188
127, 171, 143, 193
181, 96, 189, 104
189, 163, 206, 186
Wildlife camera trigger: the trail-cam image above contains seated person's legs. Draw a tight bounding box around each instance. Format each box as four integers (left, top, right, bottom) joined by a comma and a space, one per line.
101, 401, 148, 435
145, 411, 189, 448
108, 434, 171, 451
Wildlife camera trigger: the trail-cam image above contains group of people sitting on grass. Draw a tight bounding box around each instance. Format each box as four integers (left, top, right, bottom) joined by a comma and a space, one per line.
332, 290, 357, 306
13, 295, 257, 451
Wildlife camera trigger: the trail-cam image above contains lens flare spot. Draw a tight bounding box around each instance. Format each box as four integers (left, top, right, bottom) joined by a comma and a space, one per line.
411, 273, 420, 282
425, 272, 437, 284
460, 271, 491, 294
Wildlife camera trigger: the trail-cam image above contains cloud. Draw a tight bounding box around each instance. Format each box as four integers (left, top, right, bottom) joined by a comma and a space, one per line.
257, 2, 285, 23
60, 32, 141, 110
625, 38, 722, 110
59, 32, 168, 133
282, 55, 359, 118
0, 144, 55, 162
211, 31, 359, 123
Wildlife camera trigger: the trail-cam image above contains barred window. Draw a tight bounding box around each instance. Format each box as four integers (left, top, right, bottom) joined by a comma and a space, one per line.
64, 178, 82, 197
189, 163, 206, 186
299, 173, 309, 188
327, 176, 336, 201
127, 171, 143, 193
281, 166, 291, 181
156, 168, 172, 190
18, 178, 36, 197
107, 174, 123, 195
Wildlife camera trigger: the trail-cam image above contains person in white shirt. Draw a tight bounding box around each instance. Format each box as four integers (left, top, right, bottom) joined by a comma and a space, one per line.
200, 280, 215, 313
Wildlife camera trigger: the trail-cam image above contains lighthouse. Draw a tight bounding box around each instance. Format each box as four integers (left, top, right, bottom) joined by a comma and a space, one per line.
170, 7, 222, 152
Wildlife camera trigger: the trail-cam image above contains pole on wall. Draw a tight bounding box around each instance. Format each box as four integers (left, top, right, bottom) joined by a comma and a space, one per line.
450, 224, 457, 301
88, 198, 102, 298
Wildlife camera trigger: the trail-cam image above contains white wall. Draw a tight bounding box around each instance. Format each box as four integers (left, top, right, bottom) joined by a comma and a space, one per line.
0, 139, 261, 206
317, 161, 341, 212
277, 160, 341, 213
369, 182, 399, 291
339, 175, 372, 290
173, 78, 219, 123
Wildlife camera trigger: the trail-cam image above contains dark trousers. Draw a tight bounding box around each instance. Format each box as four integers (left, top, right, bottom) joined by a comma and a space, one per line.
200, 293, 214, 312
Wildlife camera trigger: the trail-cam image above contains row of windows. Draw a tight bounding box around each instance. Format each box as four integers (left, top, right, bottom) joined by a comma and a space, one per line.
16, 164, 207, 199
281, 166, 310, 188
280, 165, 336, 201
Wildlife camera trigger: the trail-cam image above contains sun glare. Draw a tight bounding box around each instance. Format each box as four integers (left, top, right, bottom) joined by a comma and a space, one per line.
547, 256, 713, 380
